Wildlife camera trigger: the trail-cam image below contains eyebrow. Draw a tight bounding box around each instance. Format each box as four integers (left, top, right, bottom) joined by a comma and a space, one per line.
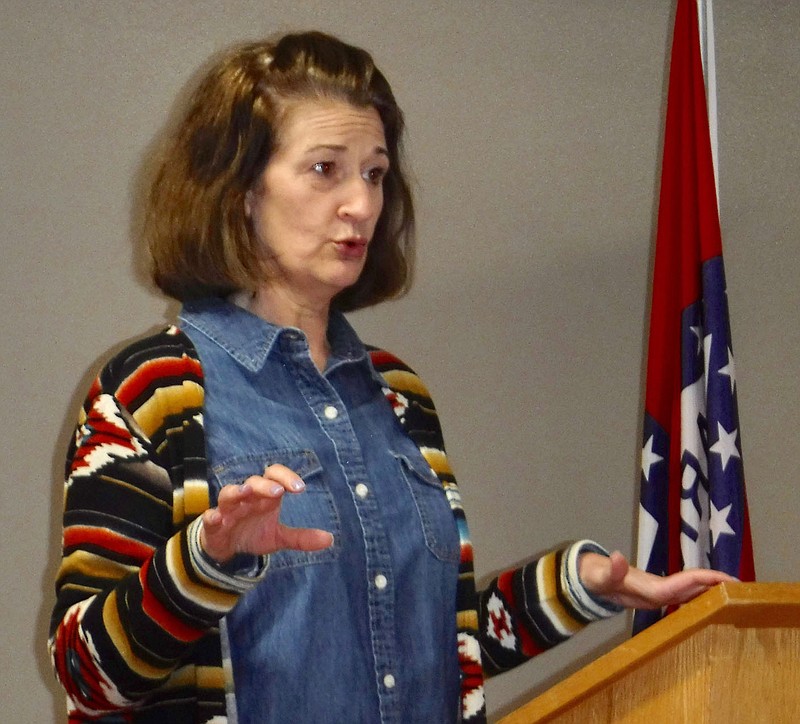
305, 143, 389, 158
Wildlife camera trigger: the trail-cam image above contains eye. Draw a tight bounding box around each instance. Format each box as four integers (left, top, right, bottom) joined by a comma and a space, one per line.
363, 165, 388, 185
312, 161, 335, 177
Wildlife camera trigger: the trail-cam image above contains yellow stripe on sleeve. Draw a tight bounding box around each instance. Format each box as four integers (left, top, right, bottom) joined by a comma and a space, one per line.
419, 447, 453, 477
165, 534, 238, 612
133, 381, 204, 439
182, 479, 211, 518
57, 550, 138, 585
536, 554, 583, 636
102, 590, 173, 681
162, 664, 226, 691
379, 369, 430, 398
457, 609, 479, 630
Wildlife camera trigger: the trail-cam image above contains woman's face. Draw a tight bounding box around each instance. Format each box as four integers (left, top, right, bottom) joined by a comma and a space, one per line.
245, 98, 389, 307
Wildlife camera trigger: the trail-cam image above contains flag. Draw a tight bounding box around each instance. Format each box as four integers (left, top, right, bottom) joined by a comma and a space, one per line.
633, 0, 755, 635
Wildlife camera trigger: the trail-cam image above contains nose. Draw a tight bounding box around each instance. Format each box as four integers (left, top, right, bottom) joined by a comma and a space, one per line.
338, 177, 382, 222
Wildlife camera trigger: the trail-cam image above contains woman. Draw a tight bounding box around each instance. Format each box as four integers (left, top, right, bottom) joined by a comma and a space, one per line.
49, 31, 731, 723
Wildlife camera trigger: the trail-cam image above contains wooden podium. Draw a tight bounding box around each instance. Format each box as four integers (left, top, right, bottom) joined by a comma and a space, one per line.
498, 583, 800, 723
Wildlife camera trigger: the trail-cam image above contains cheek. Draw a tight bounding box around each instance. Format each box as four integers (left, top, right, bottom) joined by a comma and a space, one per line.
374, 187, 385, 212
278, 186, 331, 225
253, 193, 310, 241
265, 205, 335, 256
369, 193, 385, 231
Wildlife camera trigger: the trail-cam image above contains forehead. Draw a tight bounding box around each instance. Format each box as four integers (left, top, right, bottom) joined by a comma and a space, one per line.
275, 99, 387, 151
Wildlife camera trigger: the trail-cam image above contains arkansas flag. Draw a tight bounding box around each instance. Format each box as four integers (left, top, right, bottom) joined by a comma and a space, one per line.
633, 0, 755, 634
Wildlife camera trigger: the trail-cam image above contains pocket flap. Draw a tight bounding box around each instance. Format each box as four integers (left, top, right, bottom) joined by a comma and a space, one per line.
211, 449, 323, 487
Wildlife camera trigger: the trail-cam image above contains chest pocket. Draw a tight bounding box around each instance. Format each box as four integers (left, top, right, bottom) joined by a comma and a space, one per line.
393, 452, 461, 564
210, 449, 340, 570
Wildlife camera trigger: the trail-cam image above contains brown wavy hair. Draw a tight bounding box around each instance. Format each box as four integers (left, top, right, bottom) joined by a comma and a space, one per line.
145, 31, 415, 311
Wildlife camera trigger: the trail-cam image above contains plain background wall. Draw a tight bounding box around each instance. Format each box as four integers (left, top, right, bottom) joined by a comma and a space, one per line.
2, 1, 798, 721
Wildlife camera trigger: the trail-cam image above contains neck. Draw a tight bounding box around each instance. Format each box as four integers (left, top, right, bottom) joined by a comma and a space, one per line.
246, 286, 332, 371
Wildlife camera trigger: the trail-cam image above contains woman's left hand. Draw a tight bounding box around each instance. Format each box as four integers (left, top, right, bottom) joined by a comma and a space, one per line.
578, 550, 736, 610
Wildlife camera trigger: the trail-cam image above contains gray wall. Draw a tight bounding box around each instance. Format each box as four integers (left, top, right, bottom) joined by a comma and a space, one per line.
2, 2, 797, 721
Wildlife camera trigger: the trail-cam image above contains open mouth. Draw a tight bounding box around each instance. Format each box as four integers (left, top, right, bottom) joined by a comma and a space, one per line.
335, 238, 368, 257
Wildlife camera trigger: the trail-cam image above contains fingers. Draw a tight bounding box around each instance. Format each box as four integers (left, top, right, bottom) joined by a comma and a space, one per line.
580, 552, 736, 611
200, 465, 327, 561
278, 526, 335, 552
632, 568, 732, 609
215, 467, 305, 516
691, 568, 737, 584
579, 551, 629, 596
607, 551, 630, 587
261, 464, 306, 493
199, 507, 234, 563
668, 569, 735, 604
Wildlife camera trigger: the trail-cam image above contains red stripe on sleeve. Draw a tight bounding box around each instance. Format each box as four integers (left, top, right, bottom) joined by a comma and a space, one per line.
139, 558, 205, 643
117, 356, 202, 408
63, 526, 154, 562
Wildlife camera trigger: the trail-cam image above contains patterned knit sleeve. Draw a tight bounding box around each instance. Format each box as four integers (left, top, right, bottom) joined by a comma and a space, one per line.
476, 540, 623, 676
48, 335, 267, 718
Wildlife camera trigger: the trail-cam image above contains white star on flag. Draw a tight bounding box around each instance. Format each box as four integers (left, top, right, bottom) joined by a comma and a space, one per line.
680, 466, 700, 537
710, 500, 735, 547
703, 332, 713, 396
690, 325, 703, 355
709, 422, 740, 471
641, 435, 663, 482
718, 347, 736, 395
636, 504, 659, 571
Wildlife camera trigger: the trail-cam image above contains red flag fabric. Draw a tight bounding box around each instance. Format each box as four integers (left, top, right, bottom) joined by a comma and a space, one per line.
633, 0, 755, 634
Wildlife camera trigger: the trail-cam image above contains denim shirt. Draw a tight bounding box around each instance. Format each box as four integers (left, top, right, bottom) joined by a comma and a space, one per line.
179, 298, 461, 723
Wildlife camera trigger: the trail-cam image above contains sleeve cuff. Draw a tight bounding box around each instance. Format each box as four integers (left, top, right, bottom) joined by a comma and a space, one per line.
563, 540, 624, 620
187, 517, 270, 594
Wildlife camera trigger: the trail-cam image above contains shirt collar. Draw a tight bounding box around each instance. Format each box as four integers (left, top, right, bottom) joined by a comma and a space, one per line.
178, 296, 367, 374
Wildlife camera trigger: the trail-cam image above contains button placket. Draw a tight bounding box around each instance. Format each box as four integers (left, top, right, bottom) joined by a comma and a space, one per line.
295, 369, 401, 717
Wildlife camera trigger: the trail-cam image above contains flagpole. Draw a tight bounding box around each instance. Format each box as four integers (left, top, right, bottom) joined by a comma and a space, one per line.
697, 0, 720, 202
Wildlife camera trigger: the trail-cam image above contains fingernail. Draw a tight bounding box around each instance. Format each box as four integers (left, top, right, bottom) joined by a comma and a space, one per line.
240, 483, 251, 494
270, 484, 284, 495
291, 479, 305, 492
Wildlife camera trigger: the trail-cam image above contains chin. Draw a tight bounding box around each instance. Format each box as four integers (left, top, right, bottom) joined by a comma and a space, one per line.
329, 267, 367, 291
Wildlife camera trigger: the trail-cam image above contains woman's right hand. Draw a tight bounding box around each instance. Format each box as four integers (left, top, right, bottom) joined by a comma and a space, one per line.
199, 464, 334, 564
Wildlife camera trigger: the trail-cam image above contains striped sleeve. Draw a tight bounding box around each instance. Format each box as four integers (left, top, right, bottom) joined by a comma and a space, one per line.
48, 332, 266, 718
477, 540, 622, 676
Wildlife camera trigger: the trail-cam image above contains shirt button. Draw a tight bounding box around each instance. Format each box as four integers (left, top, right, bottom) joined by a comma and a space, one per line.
355, 483, 369, 499
323, 405, 338, 420
374, 573, 388, 590
383, 673, 396, 689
